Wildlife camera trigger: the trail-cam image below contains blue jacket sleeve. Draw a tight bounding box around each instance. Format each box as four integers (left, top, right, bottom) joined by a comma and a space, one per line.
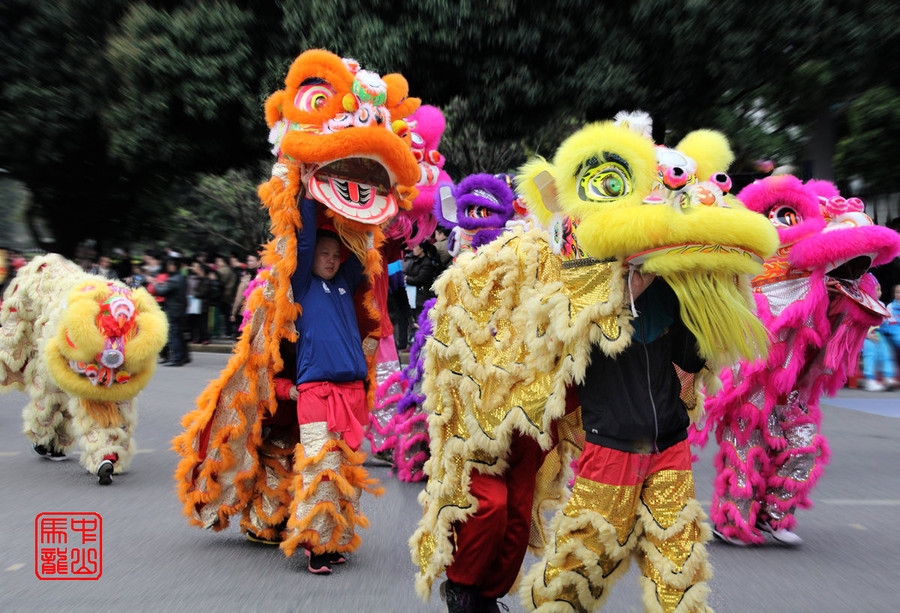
338, 250, 365, 293
291, 198, 317, 301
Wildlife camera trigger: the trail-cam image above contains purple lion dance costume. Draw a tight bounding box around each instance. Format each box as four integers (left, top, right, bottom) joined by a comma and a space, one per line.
437, 172, 524, 256
693, 175, 900, 545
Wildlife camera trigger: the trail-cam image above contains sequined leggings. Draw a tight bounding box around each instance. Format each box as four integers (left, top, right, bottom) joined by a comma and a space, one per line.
523, 440, 711, 613
710, 393, 829, 544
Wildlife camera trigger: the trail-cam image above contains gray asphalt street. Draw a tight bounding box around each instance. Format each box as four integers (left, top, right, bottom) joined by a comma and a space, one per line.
1, 351, 898, 612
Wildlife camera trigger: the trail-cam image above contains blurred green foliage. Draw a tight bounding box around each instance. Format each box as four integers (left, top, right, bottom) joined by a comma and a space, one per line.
1, 0, 898, 255
835, 86, 900, 195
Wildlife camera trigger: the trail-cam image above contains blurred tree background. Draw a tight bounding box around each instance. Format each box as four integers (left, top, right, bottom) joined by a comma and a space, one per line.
1, 0, 898, 256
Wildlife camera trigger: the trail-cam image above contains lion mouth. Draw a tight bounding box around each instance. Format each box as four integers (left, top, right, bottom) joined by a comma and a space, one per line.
626, 243, 764, 266
68, 360, 131, 387
825, 254, 873, 281
826, 276, 889, 317
307, 157, 396, 224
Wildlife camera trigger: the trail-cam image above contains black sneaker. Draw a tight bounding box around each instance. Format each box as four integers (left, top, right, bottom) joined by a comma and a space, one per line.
712, 526, 750, 547
97, 459, 115, 485
372, 449, 394, 465
33, 443, 67, 461
327, 551, 346, 565
306, 550, 332, 575
440, 580, 484, 613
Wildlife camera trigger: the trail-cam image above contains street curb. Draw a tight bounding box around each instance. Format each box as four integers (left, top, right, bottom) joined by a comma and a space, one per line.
187, 342, 411, 363
188, 342, 234, 354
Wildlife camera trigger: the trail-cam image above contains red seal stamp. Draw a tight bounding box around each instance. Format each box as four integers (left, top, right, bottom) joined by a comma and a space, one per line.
35, 513, 102, 580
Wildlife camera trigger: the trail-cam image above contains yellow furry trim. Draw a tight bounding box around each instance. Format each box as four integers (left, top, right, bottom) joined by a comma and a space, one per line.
0, 255, 165, 409
517, 123, 657, 235
664, 272, 770, 365
575, 199, 777, 264
123, 288, 168, 370
675, 129, 734, 182
516, 158, 556, 225
639, 576, 713, 613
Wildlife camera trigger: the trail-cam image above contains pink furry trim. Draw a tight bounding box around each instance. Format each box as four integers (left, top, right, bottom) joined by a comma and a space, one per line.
238, 268, 271, 331
375, 371, 408, 409
713, 445, 768, 500
804, 179, 840, 200
737, 175, 825, 245
366, 412, 400, 454
393, 408, 429, 482
709, 499, 764, 544
790, 224, 900, 270
820, 288, 882, 395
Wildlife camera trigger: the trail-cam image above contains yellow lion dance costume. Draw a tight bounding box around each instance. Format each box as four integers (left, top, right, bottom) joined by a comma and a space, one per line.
0, 254, 167, 484
173, 49, 420, 560
411, 114, 778, 612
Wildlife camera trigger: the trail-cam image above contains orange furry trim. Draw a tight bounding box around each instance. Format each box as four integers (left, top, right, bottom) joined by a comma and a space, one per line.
244, 444, 295, 527
281, 500, 348, 557
396, 185, 417, 211
239, 516, 284, 542
80, 399, 120, 429
173, 169, 304, 529
342, 463, 385, 496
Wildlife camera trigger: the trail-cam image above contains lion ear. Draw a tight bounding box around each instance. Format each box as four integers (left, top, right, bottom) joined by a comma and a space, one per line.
675, 129, 734, 180
264, 90, 287, 128
383, 73, 420, 119
516, 158, 559, 225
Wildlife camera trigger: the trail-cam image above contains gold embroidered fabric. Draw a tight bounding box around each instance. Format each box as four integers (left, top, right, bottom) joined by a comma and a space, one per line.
411, 228, 634, 598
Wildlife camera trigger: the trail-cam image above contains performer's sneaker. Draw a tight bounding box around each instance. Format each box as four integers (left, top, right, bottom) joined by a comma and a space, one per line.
246, 531, 281, 546
33, 444, 67, 461
440, 580, 483, 613
756, 518, 803, 545
326, 552, 346, 565
97, 459, 115, 485
371, 449, 394, 466
306, 550, 332, 575
712, 526, 750, 546
863, 378, 886, 391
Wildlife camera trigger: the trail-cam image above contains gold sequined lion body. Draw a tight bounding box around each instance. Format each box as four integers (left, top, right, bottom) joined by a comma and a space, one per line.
410, 117, 778, 610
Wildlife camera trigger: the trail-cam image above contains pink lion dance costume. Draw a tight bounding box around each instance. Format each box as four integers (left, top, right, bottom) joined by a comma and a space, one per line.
694, 175, 900, 545
368, 105, 452, 466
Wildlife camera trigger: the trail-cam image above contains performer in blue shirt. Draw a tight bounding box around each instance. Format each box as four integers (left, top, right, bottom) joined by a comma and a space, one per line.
283, 197, 380, 575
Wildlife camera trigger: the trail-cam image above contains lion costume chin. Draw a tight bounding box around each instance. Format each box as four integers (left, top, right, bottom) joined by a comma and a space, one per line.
172, 49, 420, 556
410, 116, 778, 611
0, 254, 166, 479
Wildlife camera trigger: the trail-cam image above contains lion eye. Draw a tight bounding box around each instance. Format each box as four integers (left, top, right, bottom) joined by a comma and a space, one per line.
768, 205, 800, 227
294, 80, 335, 112
581, 164, 631, 201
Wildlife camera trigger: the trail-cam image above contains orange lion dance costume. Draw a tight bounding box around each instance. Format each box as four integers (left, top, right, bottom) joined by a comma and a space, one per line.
173, 49, 420, 560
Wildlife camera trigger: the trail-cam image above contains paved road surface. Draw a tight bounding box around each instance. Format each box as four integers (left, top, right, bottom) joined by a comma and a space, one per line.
1, 352, 897, 612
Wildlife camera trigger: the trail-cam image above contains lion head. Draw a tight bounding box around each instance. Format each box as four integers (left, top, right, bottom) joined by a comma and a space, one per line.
263, 49, 420, 227
44, 281, 167, 402
516, 116, 779, 363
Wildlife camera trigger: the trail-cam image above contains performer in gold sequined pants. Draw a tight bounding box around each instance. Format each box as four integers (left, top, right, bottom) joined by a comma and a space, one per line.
524, 440, 711, 612
523, 279, 713, 612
